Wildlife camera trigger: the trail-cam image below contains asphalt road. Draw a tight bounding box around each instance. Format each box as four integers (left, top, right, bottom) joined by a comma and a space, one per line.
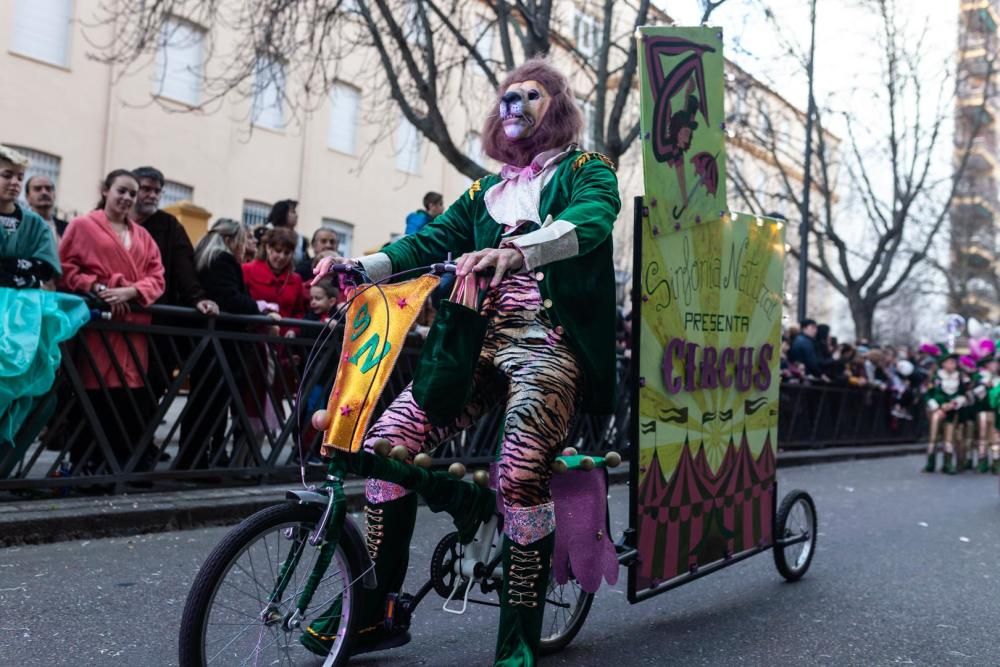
2, 455, 999, 666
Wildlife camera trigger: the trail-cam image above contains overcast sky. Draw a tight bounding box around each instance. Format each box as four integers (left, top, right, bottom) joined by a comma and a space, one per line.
665, 0, 962, 338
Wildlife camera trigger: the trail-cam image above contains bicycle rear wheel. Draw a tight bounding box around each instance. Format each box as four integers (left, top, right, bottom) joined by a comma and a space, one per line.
178, 503, 362, 666
539, 572, 594, 654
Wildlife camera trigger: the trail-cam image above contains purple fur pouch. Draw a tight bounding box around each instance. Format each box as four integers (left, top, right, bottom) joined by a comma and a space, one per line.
550, 468, 619, 593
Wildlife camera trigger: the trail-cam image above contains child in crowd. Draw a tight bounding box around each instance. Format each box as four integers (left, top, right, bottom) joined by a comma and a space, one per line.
306, 279, 339, 323
300, 278, 341, 465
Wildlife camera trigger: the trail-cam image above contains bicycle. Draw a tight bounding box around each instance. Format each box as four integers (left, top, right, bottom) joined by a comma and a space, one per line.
178, 261, 605, 666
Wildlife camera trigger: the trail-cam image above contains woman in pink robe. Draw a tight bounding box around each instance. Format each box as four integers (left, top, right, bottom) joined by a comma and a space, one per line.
59, 170, 165, 477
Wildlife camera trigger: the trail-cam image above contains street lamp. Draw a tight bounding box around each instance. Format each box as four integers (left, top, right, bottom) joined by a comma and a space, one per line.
798, 0, 818, 324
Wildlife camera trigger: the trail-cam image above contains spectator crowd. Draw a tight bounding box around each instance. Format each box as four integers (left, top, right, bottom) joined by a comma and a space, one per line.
782, 317, 928, 420
4, 138, 970, 492
0, 145, 350, 487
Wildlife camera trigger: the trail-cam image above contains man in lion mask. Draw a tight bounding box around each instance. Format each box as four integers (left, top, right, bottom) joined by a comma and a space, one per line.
309, 59, 620, 665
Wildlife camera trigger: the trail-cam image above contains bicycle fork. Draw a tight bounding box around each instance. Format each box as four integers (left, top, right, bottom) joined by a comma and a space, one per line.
265, 457, 350, 631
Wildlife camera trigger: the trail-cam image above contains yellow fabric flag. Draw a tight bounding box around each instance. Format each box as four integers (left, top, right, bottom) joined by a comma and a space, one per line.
322, 274, 440, 454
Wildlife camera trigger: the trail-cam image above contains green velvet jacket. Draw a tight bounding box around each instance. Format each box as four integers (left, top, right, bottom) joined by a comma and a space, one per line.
379, 150, 622, 414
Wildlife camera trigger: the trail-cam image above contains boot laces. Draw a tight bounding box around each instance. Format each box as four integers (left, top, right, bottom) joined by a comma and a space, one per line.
507, 545, 543, 607
364, 506, 385, 561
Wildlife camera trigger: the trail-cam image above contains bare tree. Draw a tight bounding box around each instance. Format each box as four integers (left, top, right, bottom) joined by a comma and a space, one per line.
89, 0, 733, 181
727, 0, 995, 340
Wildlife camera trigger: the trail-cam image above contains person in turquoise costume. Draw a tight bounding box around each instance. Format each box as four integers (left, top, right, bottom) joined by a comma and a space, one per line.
0, 145, 89, 470
920, 343, 966, 474
0, 145, 61, 290
309, 59, 620, 665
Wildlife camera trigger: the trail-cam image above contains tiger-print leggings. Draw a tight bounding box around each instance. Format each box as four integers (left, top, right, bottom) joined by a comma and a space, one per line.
363, 305, 581, 516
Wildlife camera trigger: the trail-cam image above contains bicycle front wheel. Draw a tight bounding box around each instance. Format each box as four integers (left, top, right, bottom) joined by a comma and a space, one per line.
178, 503, 362, 666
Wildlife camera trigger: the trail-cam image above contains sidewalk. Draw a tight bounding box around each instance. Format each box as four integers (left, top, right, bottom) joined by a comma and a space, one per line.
1, 443, 926, 547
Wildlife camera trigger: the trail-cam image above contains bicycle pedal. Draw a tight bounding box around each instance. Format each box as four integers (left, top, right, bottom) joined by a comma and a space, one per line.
384, 592, 413, 632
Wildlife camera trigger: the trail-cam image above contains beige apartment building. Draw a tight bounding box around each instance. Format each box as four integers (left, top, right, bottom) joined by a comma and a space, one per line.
0, 0, 486, 258
0, 0, 833, 323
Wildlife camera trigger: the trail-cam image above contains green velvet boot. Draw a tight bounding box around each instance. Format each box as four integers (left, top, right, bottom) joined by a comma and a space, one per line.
494, 532, 555, 667
300, 493, 418, 657
978, 457, 990, 473
922, 452, 936, 473
942, 452, 957, 475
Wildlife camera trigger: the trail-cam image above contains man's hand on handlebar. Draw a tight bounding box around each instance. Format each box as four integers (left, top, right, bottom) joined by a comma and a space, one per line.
311, 255, 357, 285
456, 247, 524, 288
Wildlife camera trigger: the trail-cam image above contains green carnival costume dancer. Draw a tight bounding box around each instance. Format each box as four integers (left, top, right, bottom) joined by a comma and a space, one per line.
303, 59, 620, 666
921, 343, 966, 474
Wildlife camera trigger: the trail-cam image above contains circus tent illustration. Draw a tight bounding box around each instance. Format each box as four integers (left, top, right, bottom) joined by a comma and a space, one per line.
636, 431, 776, 589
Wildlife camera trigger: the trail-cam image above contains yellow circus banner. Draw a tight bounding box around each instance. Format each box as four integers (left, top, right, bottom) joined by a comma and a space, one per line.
630, 25, 786, 600
322, 275, 439, 454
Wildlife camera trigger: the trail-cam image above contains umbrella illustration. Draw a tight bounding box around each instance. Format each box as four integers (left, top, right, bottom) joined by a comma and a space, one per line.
672, 151, 720, 219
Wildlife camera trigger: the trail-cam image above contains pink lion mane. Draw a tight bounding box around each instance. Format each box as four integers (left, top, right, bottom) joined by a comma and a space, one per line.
959, 355, 977, 371
481, 59, 584, 168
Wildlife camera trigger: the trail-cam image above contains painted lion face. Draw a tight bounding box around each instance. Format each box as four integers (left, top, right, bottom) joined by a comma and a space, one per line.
499, 79, 552, 141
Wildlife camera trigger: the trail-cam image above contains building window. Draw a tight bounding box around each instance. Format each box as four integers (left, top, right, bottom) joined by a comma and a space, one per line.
327, 83, 360, 155
161, 181, 194, 206
577, 98, 596, 150
8, 146, 60, 207
243, 200, 271, 228
573, 11, 601, 59
9, 146, 60, 187
322, 218, 354, 256
154, 18, 204, 105
395, 116, 422, 175
252, 57, 286, 130
10, 0, 73, 67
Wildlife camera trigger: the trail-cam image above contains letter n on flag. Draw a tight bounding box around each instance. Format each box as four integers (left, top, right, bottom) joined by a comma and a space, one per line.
322, 275, 439, 454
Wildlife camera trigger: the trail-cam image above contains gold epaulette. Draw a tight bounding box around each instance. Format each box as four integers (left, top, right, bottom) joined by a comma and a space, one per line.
572, 152, 616, 171
468, 179, 483, 200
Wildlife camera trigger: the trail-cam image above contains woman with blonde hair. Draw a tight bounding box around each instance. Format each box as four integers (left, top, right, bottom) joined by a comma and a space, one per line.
177, 219, 280, 471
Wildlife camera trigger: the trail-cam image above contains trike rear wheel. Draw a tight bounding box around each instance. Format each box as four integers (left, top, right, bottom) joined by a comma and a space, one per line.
178, 503, 362, 666
773, 489, 817, 582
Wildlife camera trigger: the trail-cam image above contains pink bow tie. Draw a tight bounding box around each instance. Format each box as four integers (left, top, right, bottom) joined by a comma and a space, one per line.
500, 161, 544, 180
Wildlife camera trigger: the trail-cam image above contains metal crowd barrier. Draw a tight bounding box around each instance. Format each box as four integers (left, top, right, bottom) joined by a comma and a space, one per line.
0, 304, 630, 497
777, 382, 926, 448
0, 304, 921, 498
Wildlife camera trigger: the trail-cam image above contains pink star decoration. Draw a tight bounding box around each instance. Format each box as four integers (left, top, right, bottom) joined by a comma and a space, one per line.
340, 404, 353, 416
396, 297, 408, 309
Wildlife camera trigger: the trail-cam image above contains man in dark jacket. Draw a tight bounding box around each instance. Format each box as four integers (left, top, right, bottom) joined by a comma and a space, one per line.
132, 167, 217, 315
25, 175, 69, 244
294, 227, 339, 282
789, 318, 824, 379
132, 166, 218, 467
